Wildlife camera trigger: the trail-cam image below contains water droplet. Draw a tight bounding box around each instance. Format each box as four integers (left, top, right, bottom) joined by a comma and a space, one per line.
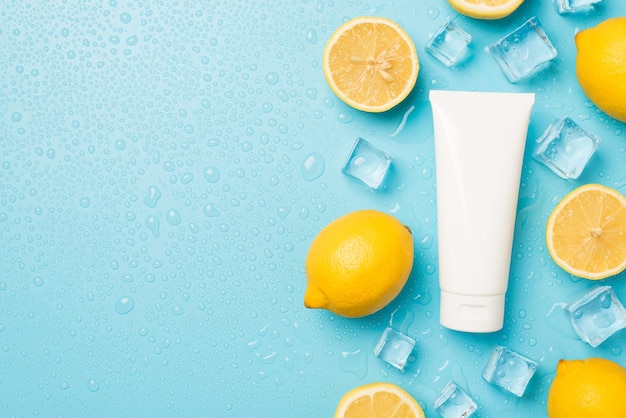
166, 209, 181, 226
265, 71, 279, 85
337, 111, 354, 123
143, 186, 162, 208
305, 28, 318, 44
11, 112, 22, 123
87, 379, 100, 392
306, 88, 317, 100
120, 12, 132, 24
277, 206, 291, 219
338, 349, 368, 378
126, 35, 138, 46
203, 166, 220, 183
203, 203, 220, 217
301, 153, 325, 181
79, 197, 91, 208
276, 89, 289, 102
33, 277, 44, 287
427, 7, 440, 19
171, 305, 185, 316
431, 76, 449, 88
146, 215, 160, 238
114, 139, 126, 150
115, 296, 135, 314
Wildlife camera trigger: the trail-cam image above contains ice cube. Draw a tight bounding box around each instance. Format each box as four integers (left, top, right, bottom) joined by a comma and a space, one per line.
556, 0, 602, 14
482, 345, 537, 397
341, 137, 392, 189
566, 286, 626, 348
434, 381, 477, 418
533, 117, 601, 179
426, 19, 472, 67
373, 327, 415, 371
487, 16, 557, 83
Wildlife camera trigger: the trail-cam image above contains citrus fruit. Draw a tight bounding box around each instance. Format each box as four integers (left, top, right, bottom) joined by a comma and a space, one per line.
335, 382, 425, 418
322, 17, 419, 113
575, 17, 626, 123
547, 358, 626, 417
546, 184, 626, 280
304, 209, 414, 318
447, 0, 525, 20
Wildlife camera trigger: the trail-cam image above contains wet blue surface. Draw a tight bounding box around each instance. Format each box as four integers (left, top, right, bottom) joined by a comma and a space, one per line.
2, 1, 626, 417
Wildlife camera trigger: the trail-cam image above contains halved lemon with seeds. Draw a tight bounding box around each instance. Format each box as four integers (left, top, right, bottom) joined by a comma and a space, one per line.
447, 0, 525, 20
546, 184, 626, 280
323, 17, 419, 113
334, 382, 425, 418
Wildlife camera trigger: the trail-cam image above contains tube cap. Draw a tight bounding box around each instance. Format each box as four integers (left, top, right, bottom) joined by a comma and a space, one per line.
440, 291, 505, 333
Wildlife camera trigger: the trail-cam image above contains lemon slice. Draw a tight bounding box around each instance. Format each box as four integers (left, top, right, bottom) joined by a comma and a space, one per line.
334, 382, 425, 418
546, 184, 626, 280
447, 0, 525, 20
322, 17, 419, 113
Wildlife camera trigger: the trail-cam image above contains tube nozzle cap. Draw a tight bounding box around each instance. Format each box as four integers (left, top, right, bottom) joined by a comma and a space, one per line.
440, 291, 505, 333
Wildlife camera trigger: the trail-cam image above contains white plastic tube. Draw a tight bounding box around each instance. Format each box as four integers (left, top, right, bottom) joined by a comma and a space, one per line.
430, 90, 535, 333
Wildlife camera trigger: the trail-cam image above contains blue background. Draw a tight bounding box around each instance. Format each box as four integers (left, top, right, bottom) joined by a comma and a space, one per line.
2, 1, 626, 417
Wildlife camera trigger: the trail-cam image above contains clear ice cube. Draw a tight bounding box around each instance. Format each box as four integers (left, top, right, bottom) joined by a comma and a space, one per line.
557, 0, 602, 14
487, 16, 557, 83
373, 327, 415, 371
426, 19, 472, 67
566, 286, 626, 348
482, 346, 537, 397
341, 137, 392, 189
532, 117, 601, 179
434, 381, 477, 418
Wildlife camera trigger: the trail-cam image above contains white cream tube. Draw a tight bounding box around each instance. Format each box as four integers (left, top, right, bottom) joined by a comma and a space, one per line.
430, 90, 535, 333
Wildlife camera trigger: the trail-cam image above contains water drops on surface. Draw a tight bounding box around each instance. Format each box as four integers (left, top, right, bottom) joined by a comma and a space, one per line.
203, 166, 220, 183
265, 71, 279, 85
337, 111, 354, 124
171, 305, 185, 316
338, 349, 368, 378
79, 197, 91, 208
143, 186, 161, 208
120, 12, 132, 23
301, 152, 325, 181
115, 296, 135, 314
146, 215, 160, 238
427, 7, 441, 19
203, 203, 220, 217
87, 379, 100, 392
305, 28, 318, 44
305, 88, 317, 100
126, 35, 138, 46
166, 209, 182, 225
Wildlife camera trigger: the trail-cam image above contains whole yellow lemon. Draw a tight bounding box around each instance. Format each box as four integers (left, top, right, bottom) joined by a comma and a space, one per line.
547, 358, 626, 417
304, 209, 414, 318
575, 17, 626, 123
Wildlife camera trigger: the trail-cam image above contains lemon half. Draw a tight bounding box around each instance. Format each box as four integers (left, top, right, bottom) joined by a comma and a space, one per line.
546, 184, 626, 280
323, 17, 419, 113
447, 0, 525, 20
335, 382, 425, 418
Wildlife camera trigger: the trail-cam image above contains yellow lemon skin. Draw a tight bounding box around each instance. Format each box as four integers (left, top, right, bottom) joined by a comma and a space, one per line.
547, 358, 626, 418
304, 210, 414, 318
575, 17, 626, 123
